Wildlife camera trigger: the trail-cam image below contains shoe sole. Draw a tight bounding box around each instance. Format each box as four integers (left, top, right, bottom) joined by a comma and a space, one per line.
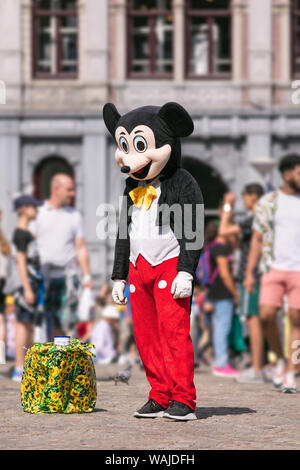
281, 387, 297, 394
134, 411, 165, 419
236, 379, 265, 384
213, 371, 240, 379
163, 412, 197, 421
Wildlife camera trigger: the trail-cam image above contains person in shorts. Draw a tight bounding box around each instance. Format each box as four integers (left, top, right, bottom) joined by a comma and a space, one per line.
12, 194, 42, 382
245, 154, 300, 393
219, 184, 264, 383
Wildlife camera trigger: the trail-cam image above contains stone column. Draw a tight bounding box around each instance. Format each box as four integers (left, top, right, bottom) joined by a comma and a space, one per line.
277, 0, 291, 83
246, 118, 273, 186
81, 0, 108, 105
0, 0, 22, 110
248, 0, 272, 106
232, 0, 247, 82
174, 0, 185, 83
82, 120, 109, 285
111, 0, 127, 82
0, 121, 21, 236
22, 0, 32, 86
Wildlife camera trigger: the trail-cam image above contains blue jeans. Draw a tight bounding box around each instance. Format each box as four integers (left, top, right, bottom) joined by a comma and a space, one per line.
212, 299, 234, 368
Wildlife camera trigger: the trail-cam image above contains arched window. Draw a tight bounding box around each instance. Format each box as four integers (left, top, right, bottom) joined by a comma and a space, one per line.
182, 156, 228, 215
33, 156, 74, 201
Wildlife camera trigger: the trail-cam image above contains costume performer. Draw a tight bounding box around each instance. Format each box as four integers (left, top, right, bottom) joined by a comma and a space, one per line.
103, 102, 204, 421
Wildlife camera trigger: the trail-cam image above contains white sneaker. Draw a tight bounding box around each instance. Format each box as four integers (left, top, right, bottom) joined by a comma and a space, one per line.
11, 368, 23, 383
262, 365, 275, 382
272, 359, 287, 388
281, 372, 297, 394
0, 340, 5, 364
236, 367, 265, 384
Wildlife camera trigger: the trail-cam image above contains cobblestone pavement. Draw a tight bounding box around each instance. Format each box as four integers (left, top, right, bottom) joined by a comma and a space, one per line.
0, 361, 299, 450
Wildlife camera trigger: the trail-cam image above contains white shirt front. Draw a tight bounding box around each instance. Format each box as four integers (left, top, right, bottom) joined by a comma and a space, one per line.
31, 201, 84, 269
273, 190, 300, 271
129, 178, 180, 267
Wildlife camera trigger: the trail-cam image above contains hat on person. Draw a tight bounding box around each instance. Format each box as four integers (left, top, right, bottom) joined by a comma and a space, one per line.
13, 194, 42, 211
101, 305, 120, 320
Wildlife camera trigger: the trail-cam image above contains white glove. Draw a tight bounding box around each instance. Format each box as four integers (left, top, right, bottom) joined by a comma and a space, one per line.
112, 280, 128, 305
171, 271, 193, 299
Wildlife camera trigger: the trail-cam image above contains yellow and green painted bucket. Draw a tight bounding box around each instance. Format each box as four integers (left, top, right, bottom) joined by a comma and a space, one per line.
21, 339, 97, 414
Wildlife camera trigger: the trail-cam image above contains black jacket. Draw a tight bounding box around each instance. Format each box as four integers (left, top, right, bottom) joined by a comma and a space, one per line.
112, 168, 204, 281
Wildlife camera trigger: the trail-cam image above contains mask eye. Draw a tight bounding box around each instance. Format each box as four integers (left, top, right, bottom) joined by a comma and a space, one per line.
119, 136, 129, 154
133, 135, 147, 153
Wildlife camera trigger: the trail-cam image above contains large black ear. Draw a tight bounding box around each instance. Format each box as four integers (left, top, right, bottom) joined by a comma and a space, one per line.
103, 103, 121, 137
158, 102, 194, 138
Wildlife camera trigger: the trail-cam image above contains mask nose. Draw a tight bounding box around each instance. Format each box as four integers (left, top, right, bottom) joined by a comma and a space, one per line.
121, 165, 131, 174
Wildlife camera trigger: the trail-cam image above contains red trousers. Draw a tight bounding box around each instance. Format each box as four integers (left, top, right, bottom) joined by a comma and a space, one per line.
128, 254, 196, 410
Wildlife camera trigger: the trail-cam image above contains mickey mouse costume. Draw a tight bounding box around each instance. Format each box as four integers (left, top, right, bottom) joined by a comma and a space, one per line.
103, 102, 204, 421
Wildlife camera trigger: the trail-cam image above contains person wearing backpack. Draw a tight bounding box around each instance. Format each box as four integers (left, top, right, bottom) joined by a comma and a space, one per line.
203, 220, 241, 378
218, 184, 265, 384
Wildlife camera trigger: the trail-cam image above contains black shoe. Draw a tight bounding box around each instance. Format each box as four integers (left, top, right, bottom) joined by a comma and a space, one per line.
134, 399, 167, 418
163, 400, 197, 421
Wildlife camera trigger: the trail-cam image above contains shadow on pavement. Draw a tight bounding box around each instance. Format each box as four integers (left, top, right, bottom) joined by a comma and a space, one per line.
195, 406, 256, 420
93, 408, 108, 413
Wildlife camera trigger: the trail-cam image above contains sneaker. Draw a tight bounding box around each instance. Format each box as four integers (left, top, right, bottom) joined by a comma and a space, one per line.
11, 368, 23, 383
236, 367, 265, 384
281, 373, 297, 394
213, 364, 241, 378
262, 364, 275, 382
273, 359, 287, 388
134, 399, 167, 418
163, 401, 197, 421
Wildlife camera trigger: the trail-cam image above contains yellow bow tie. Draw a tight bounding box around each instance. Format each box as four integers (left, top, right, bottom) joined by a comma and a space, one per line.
129, 185, 157, 210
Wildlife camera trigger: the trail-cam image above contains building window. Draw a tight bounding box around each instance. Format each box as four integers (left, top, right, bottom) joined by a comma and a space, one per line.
186, 0, 232, 79
292, 0, 300, 77
127, 1, 173, 78
32, 0, 78, 78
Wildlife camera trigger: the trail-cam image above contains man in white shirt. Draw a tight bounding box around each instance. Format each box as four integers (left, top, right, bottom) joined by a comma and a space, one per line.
34, 174, 93, 340
245, 154, 300, 393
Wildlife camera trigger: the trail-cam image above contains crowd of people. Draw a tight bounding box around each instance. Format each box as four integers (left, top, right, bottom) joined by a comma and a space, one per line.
0, 153, 299, 394
0, 172, 138, 381
191, 153, 300, 394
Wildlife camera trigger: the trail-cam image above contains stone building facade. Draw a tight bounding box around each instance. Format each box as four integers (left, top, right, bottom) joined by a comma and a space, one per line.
0, 0, 299, 285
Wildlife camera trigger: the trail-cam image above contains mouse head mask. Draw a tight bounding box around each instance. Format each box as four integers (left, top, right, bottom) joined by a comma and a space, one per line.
103, 102, 194, 181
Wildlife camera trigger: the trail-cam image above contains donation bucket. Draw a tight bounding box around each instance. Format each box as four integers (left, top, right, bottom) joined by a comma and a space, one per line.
21, 338, 97, 414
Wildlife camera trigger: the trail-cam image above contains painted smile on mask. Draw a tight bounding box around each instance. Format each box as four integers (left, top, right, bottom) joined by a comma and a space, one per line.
132, 161, 152, 179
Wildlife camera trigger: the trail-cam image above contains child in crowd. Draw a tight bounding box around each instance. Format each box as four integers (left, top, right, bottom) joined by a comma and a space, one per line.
12, 195, 42, 382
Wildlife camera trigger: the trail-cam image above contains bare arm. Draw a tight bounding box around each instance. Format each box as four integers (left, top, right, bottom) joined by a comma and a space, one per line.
75, 237, 93, 289
243, 230, 262, 293
218, 191, 241, 237
16, 251, 34, 304
216, 256, 239, 304
218, 210, 241, 238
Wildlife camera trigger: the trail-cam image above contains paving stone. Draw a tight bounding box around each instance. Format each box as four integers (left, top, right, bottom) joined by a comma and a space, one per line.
0, 362, 299, 450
